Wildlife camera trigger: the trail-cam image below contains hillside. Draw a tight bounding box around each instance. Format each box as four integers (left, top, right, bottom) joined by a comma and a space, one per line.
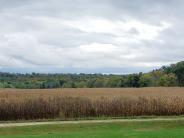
0, 61, 184, 89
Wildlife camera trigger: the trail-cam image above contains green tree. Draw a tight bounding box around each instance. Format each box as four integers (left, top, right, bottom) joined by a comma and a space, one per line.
125, 74, 141, 87
158, 73, 177, 86
93, 78, 105, 87
106, 77, 122, 87
172, 61, 184, 86
139, 74, 152, 87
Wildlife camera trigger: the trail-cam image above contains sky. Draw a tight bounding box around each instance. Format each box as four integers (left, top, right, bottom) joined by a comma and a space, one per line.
0, 0, 183, 74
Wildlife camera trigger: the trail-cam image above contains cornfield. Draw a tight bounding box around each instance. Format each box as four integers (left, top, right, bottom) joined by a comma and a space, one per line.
0, 88, 184, 121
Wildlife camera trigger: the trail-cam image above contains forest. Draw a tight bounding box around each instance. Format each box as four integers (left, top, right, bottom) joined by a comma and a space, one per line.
0, 61, 184, 89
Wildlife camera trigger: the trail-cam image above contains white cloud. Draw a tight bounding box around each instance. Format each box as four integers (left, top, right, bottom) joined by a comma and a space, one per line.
0, 16, 174, 69
79, 43, 118, 53
66, 17, 171, 41
0, 0, 183, 73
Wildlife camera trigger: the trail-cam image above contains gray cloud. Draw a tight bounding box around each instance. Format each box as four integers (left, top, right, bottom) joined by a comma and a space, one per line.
0, 0, 183, 73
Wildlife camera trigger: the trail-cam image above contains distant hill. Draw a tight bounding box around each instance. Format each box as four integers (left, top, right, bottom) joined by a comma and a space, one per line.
0, 61, 184, 88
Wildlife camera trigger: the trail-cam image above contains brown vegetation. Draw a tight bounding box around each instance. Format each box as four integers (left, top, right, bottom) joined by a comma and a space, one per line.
0, 88, 184, 120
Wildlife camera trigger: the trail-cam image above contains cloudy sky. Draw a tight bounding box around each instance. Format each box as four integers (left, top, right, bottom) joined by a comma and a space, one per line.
0, 0, 183, 73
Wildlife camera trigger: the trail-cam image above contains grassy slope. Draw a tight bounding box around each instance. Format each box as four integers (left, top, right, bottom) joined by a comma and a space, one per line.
0, 120, 184, 138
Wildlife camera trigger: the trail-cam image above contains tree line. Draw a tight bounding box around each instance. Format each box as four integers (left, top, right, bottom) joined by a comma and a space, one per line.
0, 61, 184, 88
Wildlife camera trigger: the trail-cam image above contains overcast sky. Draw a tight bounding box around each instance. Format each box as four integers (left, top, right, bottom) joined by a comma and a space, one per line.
0, 0, 183, 73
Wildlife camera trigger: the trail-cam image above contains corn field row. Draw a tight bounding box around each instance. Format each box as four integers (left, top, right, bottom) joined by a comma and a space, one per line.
0, 96, 184, 120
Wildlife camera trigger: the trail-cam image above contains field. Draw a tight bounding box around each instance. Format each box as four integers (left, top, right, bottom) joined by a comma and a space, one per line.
0, 87, 184, 120
1, 87, 184, 100
0, 119, 184, 138
1, 88, 184, 137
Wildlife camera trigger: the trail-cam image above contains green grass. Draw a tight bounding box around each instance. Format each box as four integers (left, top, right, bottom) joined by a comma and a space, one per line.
0, 120, 184, 138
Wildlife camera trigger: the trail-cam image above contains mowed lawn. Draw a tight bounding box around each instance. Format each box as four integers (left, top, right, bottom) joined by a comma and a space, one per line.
0, 120, 184, 138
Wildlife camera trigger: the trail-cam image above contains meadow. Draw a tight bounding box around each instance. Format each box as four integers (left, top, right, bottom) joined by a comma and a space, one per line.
0, 119, 184, 138
0, 88, 184, 120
